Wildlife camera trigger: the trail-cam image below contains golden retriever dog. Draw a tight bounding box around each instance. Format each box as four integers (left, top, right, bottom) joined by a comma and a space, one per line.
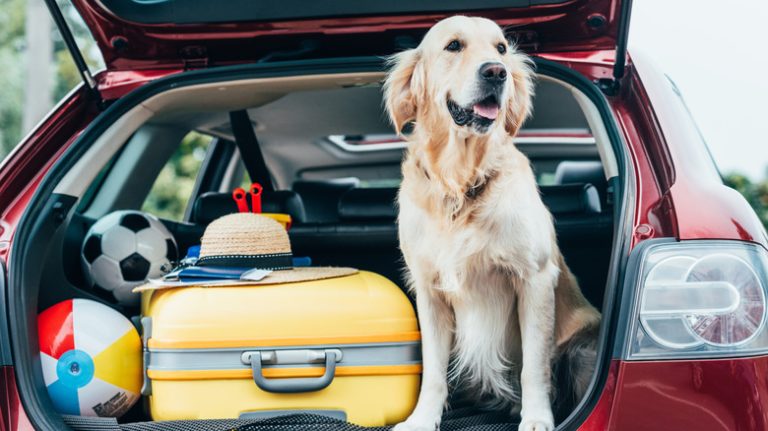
384, 16, 601, 431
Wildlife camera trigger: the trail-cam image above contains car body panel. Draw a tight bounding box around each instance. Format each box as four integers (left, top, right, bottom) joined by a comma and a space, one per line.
630, 49, 768, 247
2, 55, 627, 430
1, 42, 767, 429
0, 87, 97, 268
0, 367, 34, 431
69, 0, 625, 70
98, 69, 184, 101
567, 360, 620, 430
609, 357, 768, 430
542, 51, 681, 245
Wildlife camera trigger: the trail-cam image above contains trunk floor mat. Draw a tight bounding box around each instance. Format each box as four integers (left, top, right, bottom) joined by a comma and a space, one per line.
63, 408, 520, 431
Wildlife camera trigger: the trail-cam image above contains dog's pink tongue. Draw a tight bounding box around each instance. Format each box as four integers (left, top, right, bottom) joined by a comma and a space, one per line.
473, 103, 499, 120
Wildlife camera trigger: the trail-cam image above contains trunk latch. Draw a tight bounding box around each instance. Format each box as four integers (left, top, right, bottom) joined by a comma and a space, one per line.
181, 46, 209, 70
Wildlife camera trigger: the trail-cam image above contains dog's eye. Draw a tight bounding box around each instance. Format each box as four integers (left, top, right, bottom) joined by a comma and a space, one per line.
497, 43, 507, 55
445, 40, 463, 52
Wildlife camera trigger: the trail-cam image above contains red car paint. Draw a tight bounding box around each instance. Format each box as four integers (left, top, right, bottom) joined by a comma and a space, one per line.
0, 368, 34, 431
72, 0, 621, 71
4, 50, 767, 431
2, 1, 768, 429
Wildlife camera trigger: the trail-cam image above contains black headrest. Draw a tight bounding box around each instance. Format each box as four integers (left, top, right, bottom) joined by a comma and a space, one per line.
335, 184, 599, 221
554, 161, 605, 188
540, 183, 601, 215
292, 179, 360, 223
338, 188, 398, 221
192, 191, 306, 225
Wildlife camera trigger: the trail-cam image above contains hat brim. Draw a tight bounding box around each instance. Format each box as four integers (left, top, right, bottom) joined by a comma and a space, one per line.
134, 267, 358, 292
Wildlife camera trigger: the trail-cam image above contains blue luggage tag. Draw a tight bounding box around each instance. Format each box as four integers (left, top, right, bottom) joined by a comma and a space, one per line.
176, 266, 249, 282
162, 266, 274, 283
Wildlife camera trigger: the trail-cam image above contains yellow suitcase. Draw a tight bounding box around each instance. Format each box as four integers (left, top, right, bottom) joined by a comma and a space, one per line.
140, 271, 421, 426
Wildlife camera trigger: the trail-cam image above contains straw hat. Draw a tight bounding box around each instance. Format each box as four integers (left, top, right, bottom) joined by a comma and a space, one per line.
137, 213, 356, 291
197, 213, 295, 269
200, 212, 356, 283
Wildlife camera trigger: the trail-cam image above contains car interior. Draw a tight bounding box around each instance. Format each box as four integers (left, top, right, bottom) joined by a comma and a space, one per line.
32, 71, 619, 425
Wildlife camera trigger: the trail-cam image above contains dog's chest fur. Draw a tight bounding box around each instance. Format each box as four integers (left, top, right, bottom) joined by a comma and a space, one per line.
399, 146, 556, 288
398, 144, 559, 400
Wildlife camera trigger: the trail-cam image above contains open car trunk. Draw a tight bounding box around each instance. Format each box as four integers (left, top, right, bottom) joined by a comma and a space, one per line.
8, 57, 630, 430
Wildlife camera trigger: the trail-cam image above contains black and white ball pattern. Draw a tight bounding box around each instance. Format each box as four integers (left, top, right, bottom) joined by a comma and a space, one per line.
81, 211, 177, 305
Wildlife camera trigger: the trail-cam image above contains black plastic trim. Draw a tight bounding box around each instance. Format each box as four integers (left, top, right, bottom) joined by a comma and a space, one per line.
229, 110, 275, 192
0, 259, 12, 365
533, 58, 634, 431
9, 55, 632, 431
9, 194, 78, 430
98, 0, 565, 25
612, 0, 633, 81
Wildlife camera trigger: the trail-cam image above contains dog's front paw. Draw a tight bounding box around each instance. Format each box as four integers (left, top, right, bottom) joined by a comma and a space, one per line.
518, 417, 554, 431
392, 417, 440, 431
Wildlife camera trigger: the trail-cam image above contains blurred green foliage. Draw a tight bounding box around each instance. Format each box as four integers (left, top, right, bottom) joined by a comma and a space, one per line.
724, 172, 768, 228
0, 0, 26, 157
142, 132, 211, 220
0, 0, 102, 159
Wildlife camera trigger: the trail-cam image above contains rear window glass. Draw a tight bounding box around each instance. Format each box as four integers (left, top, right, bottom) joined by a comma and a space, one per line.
515, 129, 594, 144
327, 129, 594, 154
316, 129, 597, 186
142, 132, 212, 220
327, 135, 406, 153
298, 165, 401, 188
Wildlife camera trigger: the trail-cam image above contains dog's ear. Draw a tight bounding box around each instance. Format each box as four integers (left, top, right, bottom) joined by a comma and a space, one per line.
383, 49, 424, 135
504, 50, 534, 136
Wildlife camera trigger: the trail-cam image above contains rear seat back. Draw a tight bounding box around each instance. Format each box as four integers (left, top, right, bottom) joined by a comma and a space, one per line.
192, 183, 601, 226
308, 184, 611, 307
292, 178, 359, 223
336, 184, 601, 222
191, 190, 306, 225
554, 161, 609, 208
541, 184, 601, 215
190, 182, 611, 308
337, 188, 398, 221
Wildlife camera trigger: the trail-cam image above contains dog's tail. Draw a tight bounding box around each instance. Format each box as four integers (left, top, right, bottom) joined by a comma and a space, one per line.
552, 322, 599, 423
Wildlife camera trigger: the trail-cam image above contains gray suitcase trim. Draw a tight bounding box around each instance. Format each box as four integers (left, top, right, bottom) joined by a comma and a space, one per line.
141, 315, 421, 394
147, 341, 421, 372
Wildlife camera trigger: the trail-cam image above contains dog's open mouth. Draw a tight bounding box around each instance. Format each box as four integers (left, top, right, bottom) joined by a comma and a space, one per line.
447, 95, 500, 130
472, 95, 500, 120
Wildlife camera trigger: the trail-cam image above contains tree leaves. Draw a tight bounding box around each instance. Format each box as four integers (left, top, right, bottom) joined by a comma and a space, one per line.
725, 171, 768, 228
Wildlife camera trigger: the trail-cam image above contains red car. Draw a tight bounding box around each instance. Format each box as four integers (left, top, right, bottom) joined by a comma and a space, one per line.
2, 0, 767, 430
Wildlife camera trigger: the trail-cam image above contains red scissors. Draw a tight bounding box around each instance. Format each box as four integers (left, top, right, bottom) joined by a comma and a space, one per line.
249, 183, 263, 213
232, 182, 263, 213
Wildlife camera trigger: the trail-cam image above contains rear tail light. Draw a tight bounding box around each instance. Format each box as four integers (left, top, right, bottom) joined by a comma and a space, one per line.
627, 241, 768, 359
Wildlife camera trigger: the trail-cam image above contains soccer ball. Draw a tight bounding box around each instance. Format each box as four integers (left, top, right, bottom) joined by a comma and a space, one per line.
81, 211, 177, 305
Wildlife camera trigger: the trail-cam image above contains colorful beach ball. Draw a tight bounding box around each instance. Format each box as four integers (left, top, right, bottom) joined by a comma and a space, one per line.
38, 299, 142, 417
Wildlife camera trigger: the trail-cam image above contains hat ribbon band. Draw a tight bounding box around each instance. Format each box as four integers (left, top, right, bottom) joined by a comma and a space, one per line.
196, 252, 293, 270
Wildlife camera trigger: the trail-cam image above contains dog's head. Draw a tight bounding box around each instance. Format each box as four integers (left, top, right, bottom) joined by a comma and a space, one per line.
384, 16, 533, 137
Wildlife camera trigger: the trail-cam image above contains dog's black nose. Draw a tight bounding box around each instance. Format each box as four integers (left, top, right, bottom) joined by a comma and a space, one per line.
479, 62, 507, 83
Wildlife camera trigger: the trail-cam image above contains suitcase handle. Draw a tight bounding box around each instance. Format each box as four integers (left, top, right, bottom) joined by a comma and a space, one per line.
246, 350, 338, 393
